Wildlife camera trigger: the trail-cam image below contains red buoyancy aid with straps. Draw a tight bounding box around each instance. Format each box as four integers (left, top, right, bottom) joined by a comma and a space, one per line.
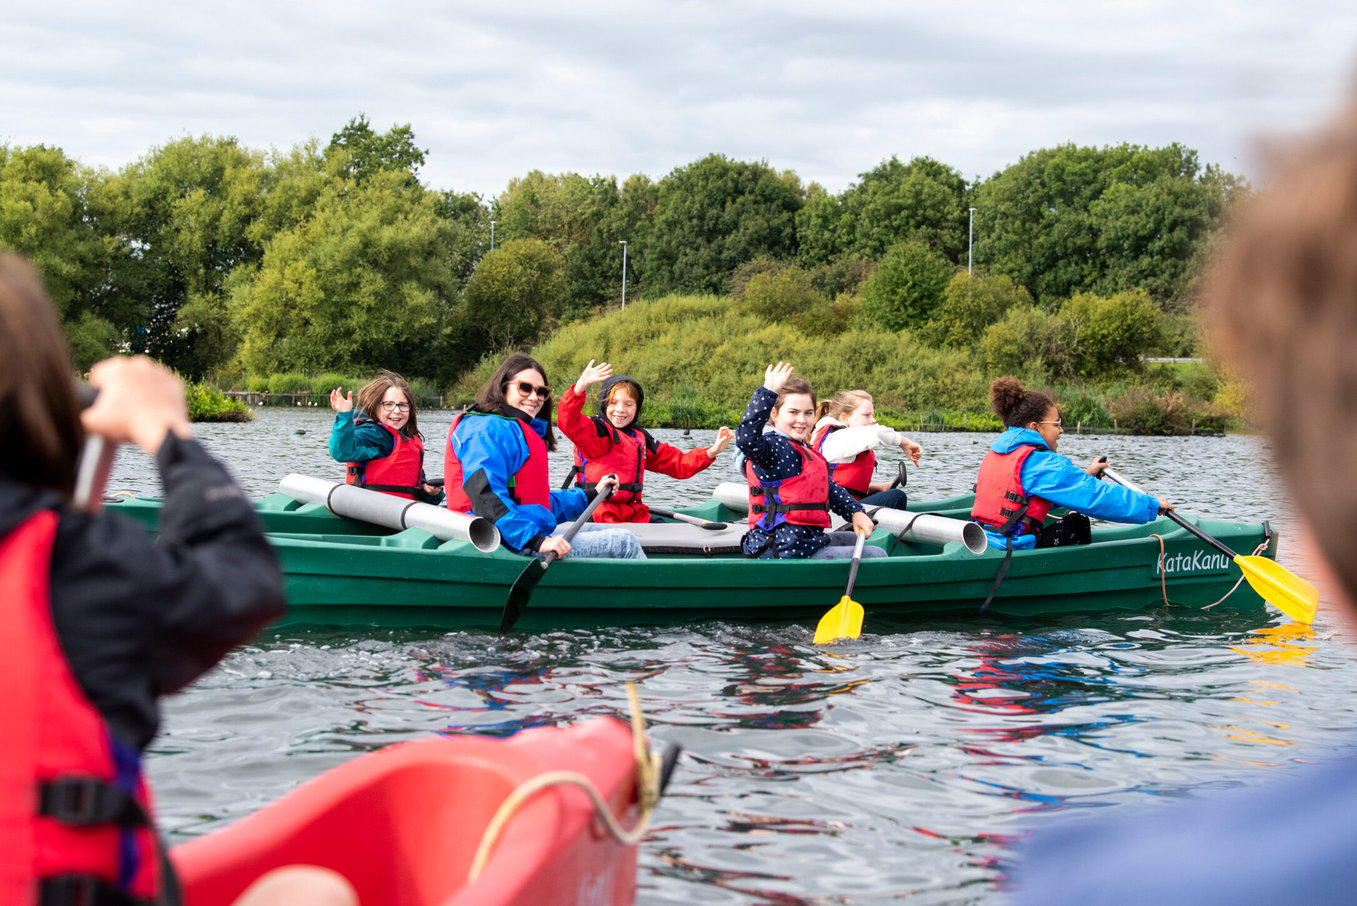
745, 442, 832, 530
444, 410, 552, 515
346, 421, 425, 500
971, 444, 1054, 536
811, 423, 876, 499
573, 425, 646, 503
0, 510, 165, 906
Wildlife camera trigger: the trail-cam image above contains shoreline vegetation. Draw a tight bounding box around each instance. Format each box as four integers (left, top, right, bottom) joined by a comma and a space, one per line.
207, 293, 1239, 436
6, 118, 1251, 435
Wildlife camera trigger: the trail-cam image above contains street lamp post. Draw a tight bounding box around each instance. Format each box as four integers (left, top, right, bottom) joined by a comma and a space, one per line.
490, 220, 496, 251
967, 207, 976, 275
619, 240, 628, 310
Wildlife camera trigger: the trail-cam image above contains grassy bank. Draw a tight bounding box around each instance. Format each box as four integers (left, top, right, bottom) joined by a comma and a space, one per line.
451, 294, 1236, 435
207, 294, 1240, 435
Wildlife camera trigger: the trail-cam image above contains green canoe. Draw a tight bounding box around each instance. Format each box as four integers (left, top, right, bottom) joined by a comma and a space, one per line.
106, 490, 1282, 630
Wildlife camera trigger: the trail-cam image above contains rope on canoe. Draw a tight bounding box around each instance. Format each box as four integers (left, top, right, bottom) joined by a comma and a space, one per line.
1150, 534, 1269, 610
466, 682, 661, 882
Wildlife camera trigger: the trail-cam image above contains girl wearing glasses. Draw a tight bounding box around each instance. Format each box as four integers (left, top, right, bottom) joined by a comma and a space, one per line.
329, 370, 442, 503
557, 359, 734, 523
971, 375, 1171, 551
445, 353, 645, 559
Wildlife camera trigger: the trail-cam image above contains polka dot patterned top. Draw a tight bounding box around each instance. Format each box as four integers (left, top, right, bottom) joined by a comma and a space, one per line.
735, 386, 864, 559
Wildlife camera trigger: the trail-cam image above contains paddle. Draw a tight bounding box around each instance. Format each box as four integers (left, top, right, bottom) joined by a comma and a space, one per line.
500, 481, 616, 635
813, 530, 868, 644
647, 505, 728, 531
73, 387, 115, 512
1103, 466, 1318, 623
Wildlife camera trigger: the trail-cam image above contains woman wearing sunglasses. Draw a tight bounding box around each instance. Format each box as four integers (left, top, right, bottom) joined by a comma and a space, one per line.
445, 353, 644, 560
329, 369, 443, 503
971, 375, 1171, 551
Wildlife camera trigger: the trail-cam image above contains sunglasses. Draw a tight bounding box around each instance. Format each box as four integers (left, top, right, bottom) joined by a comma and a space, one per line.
506, 380, 552, 400
1035, 419, 1063, 427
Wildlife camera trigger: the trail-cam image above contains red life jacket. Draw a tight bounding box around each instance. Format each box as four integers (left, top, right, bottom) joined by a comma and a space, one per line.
811, 423, 876, 499
745, 441, 832, 530
445, 410, 551, 515
346, 421, 425, 500
971, 444, 1053, 536
0, 510, 164, 906
574, 425, 646, 501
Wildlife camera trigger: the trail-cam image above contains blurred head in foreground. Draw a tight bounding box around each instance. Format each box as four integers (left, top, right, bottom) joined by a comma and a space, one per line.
0, 253, 82, 499
1203, 96, 1357, 608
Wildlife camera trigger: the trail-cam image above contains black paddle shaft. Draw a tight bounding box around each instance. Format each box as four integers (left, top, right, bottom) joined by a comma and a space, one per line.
648, 505, 728, 530
499, 483, 615, 634
1103, 466, 1240, 561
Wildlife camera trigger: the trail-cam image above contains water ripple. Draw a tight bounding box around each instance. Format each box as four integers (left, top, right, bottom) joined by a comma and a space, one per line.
124, 419, 1357, 903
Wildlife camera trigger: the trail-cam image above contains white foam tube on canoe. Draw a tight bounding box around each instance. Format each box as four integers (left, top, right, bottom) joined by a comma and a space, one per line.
279, 474, 500, 553
711, 482, 987, 555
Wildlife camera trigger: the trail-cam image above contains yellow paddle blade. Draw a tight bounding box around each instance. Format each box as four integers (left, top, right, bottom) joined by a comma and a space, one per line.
814, 595, 864, 644
1236, 555, 1319, 624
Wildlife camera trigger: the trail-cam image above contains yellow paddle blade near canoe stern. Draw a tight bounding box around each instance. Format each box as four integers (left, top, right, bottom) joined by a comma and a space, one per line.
814, 596, 865, 645
1237, 554, 1319, 624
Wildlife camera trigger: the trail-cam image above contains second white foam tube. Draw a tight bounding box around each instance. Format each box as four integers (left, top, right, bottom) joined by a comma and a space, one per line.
279, 474, 501, 553
711, 482, 987, 555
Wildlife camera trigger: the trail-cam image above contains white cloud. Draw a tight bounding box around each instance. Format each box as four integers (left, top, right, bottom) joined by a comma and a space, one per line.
3, 1, 1356, 196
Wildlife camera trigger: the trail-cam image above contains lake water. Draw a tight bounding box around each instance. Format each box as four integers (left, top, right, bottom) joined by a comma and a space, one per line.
109, 407, 1357, 905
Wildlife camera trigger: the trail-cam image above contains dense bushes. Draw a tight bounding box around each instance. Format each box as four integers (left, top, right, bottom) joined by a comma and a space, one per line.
186, 381, 252, 422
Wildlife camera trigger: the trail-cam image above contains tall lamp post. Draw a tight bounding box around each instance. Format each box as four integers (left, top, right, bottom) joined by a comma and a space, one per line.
967, 207, 976, 275
490, 220, 496, 251
619, 240, 628, 310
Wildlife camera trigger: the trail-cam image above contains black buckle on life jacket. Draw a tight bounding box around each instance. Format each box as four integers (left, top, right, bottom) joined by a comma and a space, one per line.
581, 481, 644, 493
750, 501, 830, 515
40, 777, 149, 827
40, 873, 149, 906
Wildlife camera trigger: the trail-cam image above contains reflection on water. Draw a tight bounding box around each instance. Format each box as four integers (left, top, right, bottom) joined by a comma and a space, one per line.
123, 416, 1357, 904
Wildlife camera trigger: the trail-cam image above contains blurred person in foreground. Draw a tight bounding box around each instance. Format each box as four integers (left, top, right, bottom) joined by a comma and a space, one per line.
0, 253, 354, 905
1010, 92, 1357, 905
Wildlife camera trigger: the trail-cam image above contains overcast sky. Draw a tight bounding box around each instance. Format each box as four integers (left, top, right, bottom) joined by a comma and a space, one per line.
5, 2, 1357, 199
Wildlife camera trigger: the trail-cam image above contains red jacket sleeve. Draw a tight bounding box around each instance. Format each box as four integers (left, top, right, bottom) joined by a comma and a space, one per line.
556, 387, 615, 459
647, 440, 716, 480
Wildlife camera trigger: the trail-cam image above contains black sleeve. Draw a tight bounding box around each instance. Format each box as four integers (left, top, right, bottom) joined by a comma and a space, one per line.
50, 433, 286, 748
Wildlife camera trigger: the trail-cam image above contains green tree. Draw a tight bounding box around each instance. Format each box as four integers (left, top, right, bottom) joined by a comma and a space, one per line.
493, 170, 629, 317
1061, 290, 1164, 375
973, 142, 1242, 308
799, 156, 970, 266
925, 271, 1034, 348
641, 154, 803, 296
231, 170, 458, 376
459, 238, 568, 352
979, 304, 1078, 380
0, 144, 114, 320
110, 135, 270, 376
326, 114, 426, 185
436, 189, 490, 284
741, 266, 825, 322
859, 241, 954, 331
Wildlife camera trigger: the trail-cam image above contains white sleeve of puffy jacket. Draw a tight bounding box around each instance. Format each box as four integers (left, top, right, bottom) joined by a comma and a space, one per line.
818, 424, 902, 463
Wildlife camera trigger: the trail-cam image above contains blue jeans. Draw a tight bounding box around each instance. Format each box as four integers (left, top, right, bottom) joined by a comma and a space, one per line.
547, 523, 647, 560
858, 488, 908, 510
810, 531, 888, 559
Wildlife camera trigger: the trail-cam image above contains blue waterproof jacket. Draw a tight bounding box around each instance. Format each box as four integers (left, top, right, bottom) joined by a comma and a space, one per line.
978, 427, 1159, 550
447, 411, 588, 553
1013, 744, 1357, 906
